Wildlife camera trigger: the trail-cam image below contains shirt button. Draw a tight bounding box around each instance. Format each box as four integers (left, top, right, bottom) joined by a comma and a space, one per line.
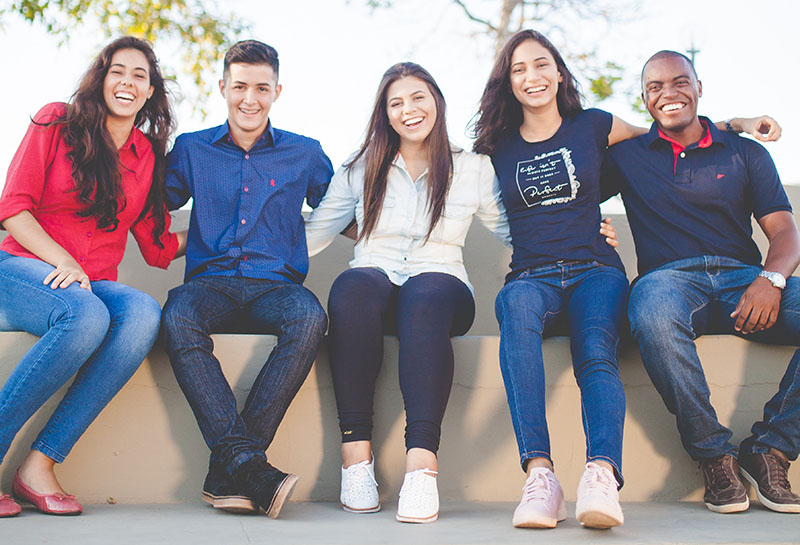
245, 154, 250, 160
87, 232, 92, 238
244, 186, 249, 192
680, 152, 686, 158
241, 219, 246, 225
79, 256, 87, 263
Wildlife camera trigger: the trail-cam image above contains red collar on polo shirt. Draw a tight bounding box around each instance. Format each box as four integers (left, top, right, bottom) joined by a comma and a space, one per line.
657, 119, 714, 173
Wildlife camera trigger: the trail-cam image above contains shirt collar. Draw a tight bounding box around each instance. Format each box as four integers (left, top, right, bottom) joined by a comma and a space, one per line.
647, 116, 723, 151
120, 126, 147, 158
212, 121, 276, 148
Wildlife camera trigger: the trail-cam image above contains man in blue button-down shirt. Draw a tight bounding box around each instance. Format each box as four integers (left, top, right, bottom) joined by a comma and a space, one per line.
160, 40, 333, 518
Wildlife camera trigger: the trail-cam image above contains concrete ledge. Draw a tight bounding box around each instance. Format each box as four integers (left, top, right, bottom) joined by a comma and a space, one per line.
1, 332, 797, 504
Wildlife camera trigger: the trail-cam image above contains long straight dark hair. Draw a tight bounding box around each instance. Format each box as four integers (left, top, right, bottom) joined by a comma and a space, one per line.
472, 30, 583, 156
53, 36, 174, 245
347, 62, 453, 242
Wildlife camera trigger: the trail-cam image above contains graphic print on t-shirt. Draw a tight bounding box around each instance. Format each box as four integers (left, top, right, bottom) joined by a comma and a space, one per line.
516, 147, 580, 207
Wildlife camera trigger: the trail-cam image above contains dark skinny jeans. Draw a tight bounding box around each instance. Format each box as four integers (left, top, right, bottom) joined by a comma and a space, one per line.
327, 268, 475, 454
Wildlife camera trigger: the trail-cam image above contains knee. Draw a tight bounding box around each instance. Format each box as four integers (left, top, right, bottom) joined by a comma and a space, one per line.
58, 291, 111, 337
329, 269, 385, 318
117, 291, 162, 340
285, 290, 328, 338
628, 281, 687, 343
495, 281, 546, 331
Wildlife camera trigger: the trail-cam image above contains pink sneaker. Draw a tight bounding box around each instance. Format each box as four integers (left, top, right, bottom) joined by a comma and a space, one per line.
575, 462, 624, 528
512, 467, 566, 528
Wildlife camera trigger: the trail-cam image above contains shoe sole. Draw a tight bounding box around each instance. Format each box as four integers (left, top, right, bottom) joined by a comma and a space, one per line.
576, 499, 623, 529
264, 474, 298, 519
513, 501, 566, 529
740, 468, 800, 513
201, 491, 258, 514
577, 510, 623, 529
396, 511, 438, 523
342, 502, 381, 514
704, 497, 749, 513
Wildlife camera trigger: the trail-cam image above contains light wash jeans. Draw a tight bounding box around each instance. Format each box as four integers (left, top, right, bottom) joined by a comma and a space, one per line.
495, 261, 628, 484
0, 251, 161, 464
628, 256, 800, 461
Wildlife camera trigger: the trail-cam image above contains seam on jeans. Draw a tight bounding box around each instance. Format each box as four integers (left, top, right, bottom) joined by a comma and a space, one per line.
521, 450, 552, 468
0, 270, 86, 417
755, 355, 800, 454
687, 299, 709, 340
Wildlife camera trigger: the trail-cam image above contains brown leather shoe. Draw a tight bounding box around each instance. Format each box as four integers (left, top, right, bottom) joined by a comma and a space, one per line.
739, 450, 800, 513
699, 455, 749, 513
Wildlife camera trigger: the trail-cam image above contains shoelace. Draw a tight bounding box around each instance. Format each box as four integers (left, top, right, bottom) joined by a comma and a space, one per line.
345, 460, 378, 489
521, 470, 552, 503
704, 457, 733, 488
764, 454, 791, 490
399, 468, 437, 498
581, 464, 616, 496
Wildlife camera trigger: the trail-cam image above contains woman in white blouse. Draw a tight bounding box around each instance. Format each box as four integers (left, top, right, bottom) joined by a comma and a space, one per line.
305, 62, 510, 523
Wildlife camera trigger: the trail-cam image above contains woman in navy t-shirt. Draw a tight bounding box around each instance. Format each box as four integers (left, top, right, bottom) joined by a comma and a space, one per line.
472, 30, 774, 531
472, 30, 645, 530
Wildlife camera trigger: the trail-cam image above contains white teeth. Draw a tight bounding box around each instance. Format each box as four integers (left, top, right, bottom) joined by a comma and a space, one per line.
115, 91, 135, 102
526, 85, 546, 94
403, 117, 424, 126
662, 103, 684, 112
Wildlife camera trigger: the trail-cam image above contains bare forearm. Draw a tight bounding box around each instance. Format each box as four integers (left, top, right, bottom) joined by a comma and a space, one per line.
762, 227, 800, 278
2, 210, 77, 267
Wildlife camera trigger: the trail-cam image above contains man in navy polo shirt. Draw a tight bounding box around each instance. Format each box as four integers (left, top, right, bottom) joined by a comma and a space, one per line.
602, 50, 800, 514
160, 40, 333, 518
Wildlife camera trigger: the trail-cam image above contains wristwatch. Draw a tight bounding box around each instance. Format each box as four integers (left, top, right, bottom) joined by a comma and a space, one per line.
758, 270, 786, 290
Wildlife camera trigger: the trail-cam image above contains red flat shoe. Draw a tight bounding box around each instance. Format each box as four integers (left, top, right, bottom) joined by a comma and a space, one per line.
0, 494, 21, 517
12, 470, 82, 516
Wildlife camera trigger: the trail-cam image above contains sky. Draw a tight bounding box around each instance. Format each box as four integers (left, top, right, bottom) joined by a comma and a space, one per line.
2, 0, 799, 199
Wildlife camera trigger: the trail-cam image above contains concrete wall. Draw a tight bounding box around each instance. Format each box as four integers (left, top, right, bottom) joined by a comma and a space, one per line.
2, 188, 800, 504
1, 332, 797, 504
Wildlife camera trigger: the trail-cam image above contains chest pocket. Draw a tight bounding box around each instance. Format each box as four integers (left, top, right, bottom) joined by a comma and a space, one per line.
431, 202, 474, 244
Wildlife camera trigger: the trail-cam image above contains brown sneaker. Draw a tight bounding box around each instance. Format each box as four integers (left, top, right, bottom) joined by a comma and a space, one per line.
699, 455, 749, 513
739, 450, 800, 513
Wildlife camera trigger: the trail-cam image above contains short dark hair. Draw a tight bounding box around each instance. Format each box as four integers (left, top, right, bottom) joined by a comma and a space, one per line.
223, 40, 279, 80
641, 50, 698, 90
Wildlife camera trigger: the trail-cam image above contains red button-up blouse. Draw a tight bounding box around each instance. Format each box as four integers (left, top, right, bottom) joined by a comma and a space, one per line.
0, 103, 178, 281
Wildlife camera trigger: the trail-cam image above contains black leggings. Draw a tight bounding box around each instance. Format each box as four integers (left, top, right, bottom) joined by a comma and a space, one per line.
327, 268, 475, 453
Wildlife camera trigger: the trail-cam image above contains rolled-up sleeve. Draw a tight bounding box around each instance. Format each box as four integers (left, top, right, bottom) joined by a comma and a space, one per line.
131, 207, 179, 269
0, 105, 62, 226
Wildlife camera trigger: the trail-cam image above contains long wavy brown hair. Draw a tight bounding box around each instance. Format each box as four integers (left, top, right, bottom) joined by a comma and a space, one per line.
347, 62, 453, 242
472, 30, 583, 156
52, 36, 174, 245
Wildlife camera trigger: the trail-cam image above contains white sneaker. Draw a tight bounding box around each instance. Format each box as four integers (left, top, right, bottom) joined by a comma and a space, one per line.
575, 462, 624, 528
396, 468, 439, 523
340, 459, 380, 513
512, 467, 566, 528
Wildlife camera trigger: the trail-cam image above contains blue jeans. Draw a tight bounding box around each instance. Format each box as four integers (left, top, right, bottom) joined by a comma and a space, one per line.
160, 275, 327, 476
495, 261, 628, 483
0, 251, 161, 464
628, 256, 800, 461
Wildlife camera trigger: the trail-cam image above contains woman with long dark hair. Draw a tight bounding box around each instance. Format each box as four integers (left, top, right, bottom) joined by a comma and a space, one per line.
305, 62, 513, 523
0, 36, 184, 517
473, 29, 778, 530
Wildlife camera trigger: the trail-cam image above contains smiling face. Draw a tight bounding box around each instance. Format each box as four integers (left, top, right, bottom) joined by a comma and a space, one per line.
642, 54, 703, 136
509, 39, 562, 113
219, 62, 282, 147
385, 76, 437, 147
103, 48, 154, 126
